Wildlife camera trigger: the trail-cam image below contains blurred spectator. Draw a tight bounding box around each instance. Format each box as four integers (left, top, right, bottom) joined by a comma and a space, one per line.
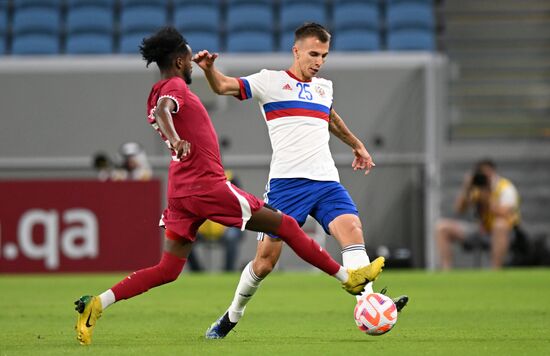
92, 152, 115, 181
112, 142, 153, 181
187, 214, 244, 272
436, 159, 521, 269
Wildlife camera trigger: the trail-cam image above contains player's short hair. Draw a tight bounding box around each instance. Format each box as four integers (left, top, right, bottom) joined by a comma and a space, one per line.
140, 26, 189, 70
294, 22, 331, 43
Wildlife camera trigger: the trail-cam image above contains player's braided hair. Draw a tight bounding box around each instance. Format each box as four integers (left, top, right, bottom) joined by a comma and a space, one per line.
140, 26, 189, 70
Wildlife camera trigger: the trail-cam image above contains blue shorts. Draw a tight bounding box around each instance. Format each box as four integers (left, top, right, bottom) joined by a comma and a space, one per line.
263, 178, 359, 237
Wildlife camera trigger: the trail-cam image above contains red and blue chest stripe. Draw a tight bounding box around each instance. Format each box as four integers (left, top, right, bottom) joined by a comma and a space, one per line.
263, 100, 330, 121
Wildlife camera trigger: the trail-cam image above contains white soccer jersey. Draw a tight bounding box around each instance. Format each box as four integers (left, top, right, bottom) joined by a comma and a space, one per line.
236, 69, 339, 182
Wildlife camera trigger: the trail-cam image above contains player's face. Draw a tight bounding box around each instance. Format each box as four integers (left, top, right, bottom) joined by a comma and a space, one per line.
293, 36, 329, 79
180, 45, 193, 84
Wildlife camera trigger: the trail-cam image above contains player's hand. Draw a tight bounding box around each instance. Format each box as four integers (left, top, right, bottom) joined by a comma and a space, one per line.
352, 146, 375, 175
171, 139, 191, 161
192, 50, 218, 70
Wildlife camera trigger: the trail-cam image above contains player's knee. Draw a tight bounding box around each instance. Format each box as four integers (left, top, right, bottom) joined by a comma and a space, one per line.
436, 219, 454, 237
157, 254, 185, 284
491, 218, 510, 234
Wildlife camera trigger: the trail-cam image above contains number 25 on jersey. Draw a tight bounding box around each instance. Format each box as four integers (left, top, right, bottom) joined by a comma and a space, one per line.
296, 83, 313, 101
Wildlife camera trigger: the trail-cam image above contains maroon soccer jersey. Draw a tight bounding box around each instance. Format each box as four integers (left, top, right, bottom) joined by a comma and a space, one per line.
147, 76, 226, 197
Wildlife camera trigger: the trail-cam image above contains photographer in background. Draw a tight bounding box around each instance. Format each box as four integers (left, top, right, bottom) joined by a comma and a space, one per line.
112, 142, 153, 181
436, 159, 520, 269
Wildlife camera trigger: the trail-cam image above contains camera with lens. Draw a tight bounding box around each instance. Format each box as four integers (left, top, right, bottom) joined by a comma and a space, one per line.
471, 170, 489, 188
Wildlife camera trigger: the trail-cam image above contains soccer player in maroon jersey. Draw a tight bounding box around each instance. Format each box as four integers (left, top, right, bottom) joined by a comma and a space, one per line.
73, 27, 385, 346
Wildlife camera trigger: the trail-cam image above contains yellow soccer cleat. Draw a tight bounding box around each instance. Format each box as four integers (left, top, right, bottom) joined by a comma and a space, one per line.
342, 256, 385, 295
74, 295, 102, 345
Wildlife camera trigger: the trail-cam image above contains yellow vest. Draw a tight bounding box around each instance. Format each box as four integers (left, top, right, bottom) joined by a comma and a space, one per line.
472, 177, 520, 230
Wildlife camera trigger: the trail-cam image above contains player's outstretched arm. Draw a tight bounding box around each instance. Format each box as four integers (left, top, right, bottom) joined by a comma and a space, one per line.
192, 50, 240, 96
329, 108, 375, 175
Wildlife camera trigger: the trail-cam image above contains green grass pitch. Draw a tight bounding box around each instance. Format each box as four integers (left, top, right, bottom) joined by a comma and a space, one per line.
1, 269, 549, 355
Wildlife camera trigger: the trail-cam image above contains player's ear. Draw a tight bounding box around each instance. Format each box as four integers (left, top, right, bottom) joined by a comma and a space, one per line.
174, 56, 183, 70
292, 45, 299, 59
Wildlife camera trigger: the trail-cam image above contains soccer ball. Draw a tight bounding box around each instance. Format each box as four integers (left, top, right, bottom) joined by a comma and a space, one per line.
354, 293, 397, 336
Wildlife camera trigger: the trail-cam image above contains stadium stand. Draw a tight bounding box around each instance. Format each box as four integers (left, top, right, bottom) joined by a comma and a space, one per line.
174, 3, 220, 32
387, 29, 435, 50
386, 0, 435, 50
12, 33, 59, 54
119, 31, 148, 54
333, 1, 380, 31
67, 0, 115, 7
225, 0, 274, 52
119, 3, 167, 53
12, 0, 59, 8
12, 6, 61, 35
279, 0, 328, 37
0, 2, 6, 54
226, 2, 274, 33
386, 2, 435, 30
65, 2, 115, 54
10, 0, 62, 55
66, 33, 113, 54
227, 30, 274, 53
333, 29, 381, 51
332, 0, 381, 51
185, 31, 220, 53
0, 0, 440, 55
444, 0, 550, 139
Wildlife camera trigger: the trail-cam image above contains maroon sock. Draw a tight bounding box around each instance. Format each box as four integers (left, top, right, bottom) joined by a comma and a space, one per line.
275, 214, 340, 276
111, 252, 186, 301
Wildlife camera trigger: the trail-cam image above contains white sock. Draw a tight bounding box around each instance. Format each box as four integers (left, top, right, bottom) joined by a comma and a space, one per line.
227, 261, 263, 323
333, 267, 349, 282
342, 244, 374, 298
99, 289, 115, 310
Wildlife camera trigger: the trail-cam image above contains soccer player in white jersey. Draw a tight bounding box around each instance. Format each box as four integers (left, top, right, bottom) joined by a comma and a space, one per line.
194, 23, 408, 339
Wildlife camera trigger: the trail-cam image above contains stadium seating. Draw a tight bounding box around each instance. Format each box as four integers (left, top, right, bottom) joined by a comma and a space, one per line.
332, 2, 380, 31
333, 29, 381, 51
120, 0, 168, 7
66, 33, 113, 54
12, 7, 61, 35
0, 3, 6, 35
387, 29, 434, 50
227, 31, 274, 52
185, 31, 221, 53
13, 0, 59, 9
0, 0, 439, 55
279, 31, 295, 52
67, 0, 115, 8
386, 2, 435, 30
11, 33, 59, 55
280, 2, 327, 32
0, 1, 7, 54
119, 32, 148, 54
120, 6, 167, 35
66, 6, 114, 35
173, 0, 219, 5
226, 3, 274, 32
387, 0, 434, 4
174, 4, 220, 32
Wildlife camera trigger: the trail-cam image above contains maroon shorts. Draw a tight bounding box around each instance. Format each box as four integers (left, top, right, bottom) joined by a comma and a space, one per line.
159, 181, 264, 242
